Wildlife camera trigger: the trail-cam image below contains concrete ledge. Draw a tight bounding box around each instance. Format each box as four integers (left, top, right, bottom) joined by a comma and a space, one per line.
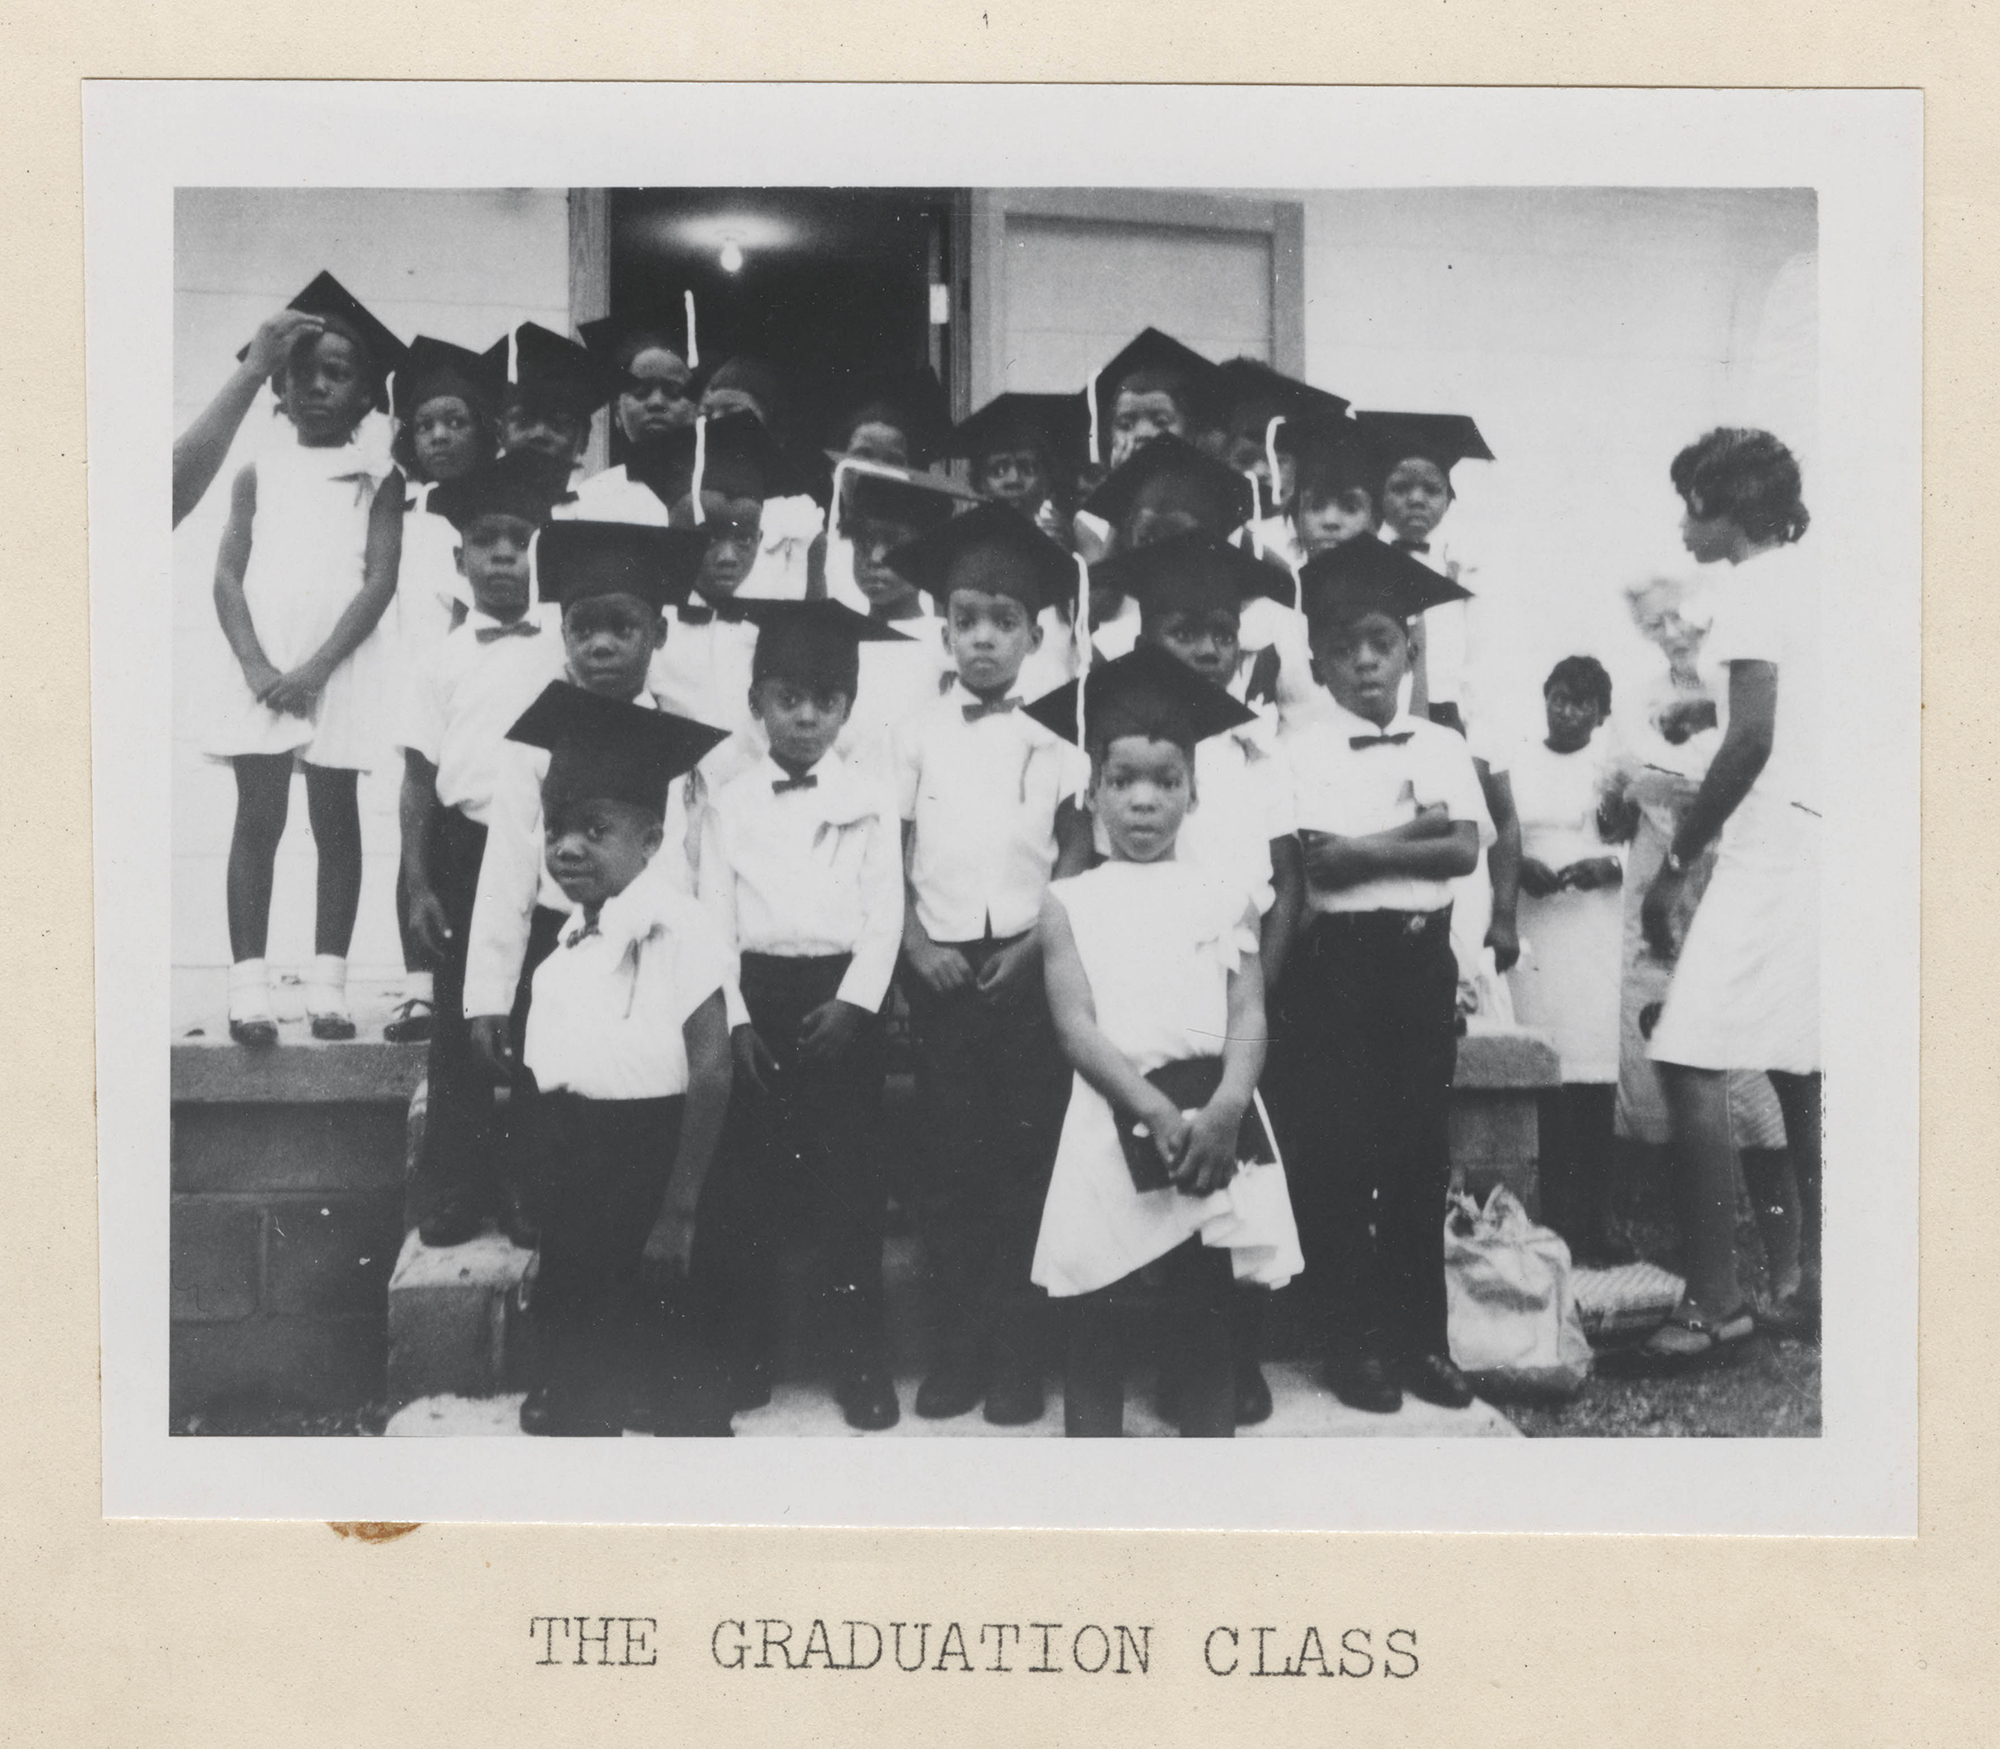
1454, 1026, 1562, 1088
172, 1032, 425, 1105
387, 1229, 534, 1408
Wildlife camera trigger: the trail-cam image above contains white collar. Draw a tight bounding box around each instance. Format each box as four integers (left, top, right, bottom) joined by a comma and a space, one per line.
563, 855, 679, 952
752, 748, 879, 824
1326, 700, 1419, 740
947, 678, 1027, 712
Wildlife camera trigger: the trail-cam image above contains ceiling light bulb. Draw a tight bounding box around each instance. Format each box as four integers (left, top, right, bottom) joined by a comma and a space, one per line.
719, 239, 744, 274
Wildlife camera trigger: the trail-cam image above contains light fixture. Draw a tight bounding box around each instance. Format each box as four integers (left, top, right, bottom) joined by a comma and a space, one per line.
718, 237, 745, 274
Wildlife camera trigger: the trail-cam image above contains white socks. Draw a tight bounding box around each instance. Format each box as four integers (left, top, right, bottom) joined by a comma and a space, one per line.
227, 958, 272, 1023
305, 952, 350, 1022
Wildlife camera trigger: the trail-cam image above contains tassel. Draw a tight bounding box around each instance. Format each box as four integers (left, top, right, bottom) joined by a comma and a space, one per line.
684, 290, 699, 369
1073, 551, 1093, 753
691, 415, 707, 525
507, 328, 519, 386
1265, 415, 1286, 517
1088, 376, 1102, 466
1242, 472, 1266, 557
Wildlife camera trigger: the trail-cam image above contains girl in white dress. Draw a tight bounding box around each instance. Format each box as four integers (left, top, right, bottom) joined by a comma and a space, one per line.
205, 275, 406, 1044
1028, 647, 1303, 1437
1506, 655, 1630, 1261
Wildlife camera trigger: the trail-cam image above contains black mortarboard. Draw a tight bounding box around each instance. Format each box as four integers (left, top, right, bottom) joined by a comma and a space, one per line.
1093, 529, 1290, 623
393, 335, 502, 424
498, 323, 613, 420
1280, 416, 1383, 500
1298, 536, 1472, 629
578, 295, 702, 376
835, 459, 982, 539
1024, 641, 1257, 754
1088, 328, 1221, 463
507, 683, 729, 819
428, 450, 574, 533
827, 364, 952, 464
239, 271, 408, 409
688, 409, 798, 505
742, 598, 912, 696
886, 500, 1078, 615
535, 520, 707, 612
945, 393, 1091, 473
1352, 410, 1496, 476
1081, 433, 1256, 537
1214, 358, 1351, 432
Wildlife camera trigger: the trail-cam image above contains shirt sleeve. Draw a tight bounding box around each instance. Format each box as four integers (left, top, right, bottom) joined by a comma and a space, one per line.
1252, 739, 1297, 841
1055, 739, 1093, 803
1706, 579, 1786, 667
666, 900, 733, 1031
892, 708, 926, 822
394, 643, 448, 762
1414, 726, 1496, 847
693, 797, 749, 1032
462, 745, 544, 1018
835, 801, 908, 1014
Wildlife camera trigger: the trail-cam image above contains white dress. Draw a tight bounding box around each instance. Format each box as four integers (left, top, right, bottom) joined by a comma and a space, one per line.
1506, 735, 1625, 1083
1032, 860, 1303, 1299
1648, 543, 1820, 1075
205, 432, 394, 771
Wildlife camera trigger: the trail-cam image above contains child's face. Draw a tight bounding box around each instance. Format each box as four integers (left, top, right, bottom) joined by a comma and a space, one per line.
975, 446, 1047, 509
844, 420, 910, 467
1544, 682, 1605, 752
412, 394, 485, 482
750, 674, 852, 772
1382, 458, 1452, 541
284, 332, 374, 446
1109, 387, 1190, 468
1294, 484, 1378, 555
456, 514, 536, 621
615, 347, 697, 446
1124, 475, 1211, 552
562, 595, 666, 699
672, 492, 763, 597
944, 585, 1042, 698
848, 514, 924, 617
543, 796, 662, 912
501, 400, 587, 465
1091, 733, 1193, 864
1144, 607, 1241, 690
698, 384, 768, 427
1312, 609, 1412, 726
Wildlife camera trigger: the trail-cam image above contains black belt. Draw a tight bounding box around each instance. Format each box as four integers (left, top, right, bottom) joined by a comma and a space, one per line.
1306, 905, 1452, 939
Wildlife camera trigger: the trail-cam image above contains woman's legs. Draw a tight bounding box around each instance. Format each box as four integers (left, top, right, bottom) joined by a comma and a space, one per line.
302, 764, 363, 958
225, 755, 294, 962
1165, 1243, 1236, 1439
1767, 1071, 1822, 1302
1739, 1147, 1801, 1295
1658, 1063, 1746, 1318
1063, 1289, 1123, 1437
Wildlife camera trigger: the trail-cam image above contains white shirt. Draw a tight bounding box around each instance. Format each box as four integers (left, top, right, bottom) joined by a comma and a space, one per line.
461, 684, 703, 1020
1698, 541, 1819, 814
1236, 594, 1328, 728
894, 680, 1091, 943
837, 613, 953, 786
393, 606, 565, 824
740, 493, 824, 602
1284, 701, 1493, 914
649, 603, 760, 735
566, 463, 673, 526
698, 750, 905, 1026
524, 858, 731, 1100
1378, 523, 1476, 707
398, 484, 471, 659
1091, 595, 1142, 663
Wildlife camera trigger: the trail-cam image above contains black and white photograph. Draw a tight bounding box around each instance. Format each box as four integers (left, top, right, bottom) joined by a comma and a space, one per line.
90, 84, 1918, 1527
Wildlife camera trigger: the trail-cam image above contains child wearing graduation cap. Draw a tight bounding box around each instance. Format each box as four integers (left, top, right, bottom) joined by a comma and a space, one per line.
696, 356, 824, 601
394, 451, 575, 1246
1353, 410, 1495, 736
496, 322, 610, 492
570, 299, 703, 526
691, 600, 911, 1431
945, 392, 1086, 546
885, 504, 1097, 1425
206, 272, 408, 1046
1087, 327, 1221, 474
506, 684, 735, 1436
1270, 539, 1493, 1417
1026, 646, 1303, 1437
1211, 358, 1352, 570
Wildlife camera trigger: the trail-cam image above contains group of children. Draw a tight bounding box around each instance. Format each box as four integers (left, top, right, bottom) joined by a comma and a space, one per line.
201, 274, 1521, 1436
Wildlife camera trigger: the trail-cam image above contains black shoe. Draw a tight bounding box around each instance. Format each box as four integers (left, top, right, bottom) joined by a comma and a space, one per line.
729, 1358, 774, 1412
382, 998, 434, 1043
1234, 1361, 1274, 1427
228, 1016, 278, 1048
309, 1012, 358, 1042
1401, 1350, 1475, 1409
416, 1201, 486, 1249
1326, 1353, 1403, 1414
500, 1187, 540, 1251
914, 1357, 985, 1420
983, 1367, 1046, 1427
836, 1366, 901, 1432
519, 1386, 616, 1436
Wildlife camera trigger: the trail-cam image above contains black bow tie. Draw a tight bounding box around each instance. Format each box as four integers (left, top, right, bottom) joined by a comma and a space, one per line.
963, 697, 1021, 723
474, 618, 541, 643
1395, 538, 1431, 555
771, 773, 818, 795
1350, 731, 1416, 750
679, 600, 751, 627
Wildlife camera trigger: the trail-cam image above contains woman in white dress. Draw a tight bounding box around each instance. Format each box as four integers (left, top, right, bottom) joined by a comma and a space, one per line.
1028, 647, 1303, 1437
1506, 656, 1629, 1262
1631, 429, 1821, 1367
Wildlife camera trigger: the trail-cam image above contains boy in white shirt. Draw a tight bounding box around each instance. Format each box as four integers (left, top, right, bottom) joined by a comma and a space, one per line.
694, 601, 911, 1431
506, 685, 735, 1437
886, 504, 1096, 1425
494, 322, 606, 498
1274, 539, 1491, 1417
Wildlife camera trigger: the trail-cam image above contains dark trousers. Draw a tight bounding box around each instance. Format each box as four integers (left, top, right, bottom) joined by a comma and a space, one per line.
1268, 908, 1459, 1362
905, 932, 1072, 1376
1064, 1239, 1236, 1438
528, 1091, 728, 1434
692, 953, 888, 1377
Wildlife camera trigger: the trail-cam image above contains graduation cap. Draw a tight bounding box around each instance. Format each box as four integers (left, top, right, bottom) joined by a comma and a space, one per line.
690, 410, 798, 507
827, 364, 952, 464
578, 295, 702, 377
507, 682, 729, 820
1215, 359, 1350, 433
392, 335, 503, 424
945, 393, 1091, 474
1092, 529, 1291, 625
1298, 535, 1472, 631
1088, 328, 1221, 463
1352, 410, 1495, 478
1280, 416, 1383, 502
1024, 640, 1257, 756
240, 271, 407, 409
428, 449, 574, 534
885, 500, 1079, 616
834, 458, 982, 539
496, 323, 612, 419
534, 520, 707, 613
740, 598, 912, 696
1081, 433, 1256, 538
